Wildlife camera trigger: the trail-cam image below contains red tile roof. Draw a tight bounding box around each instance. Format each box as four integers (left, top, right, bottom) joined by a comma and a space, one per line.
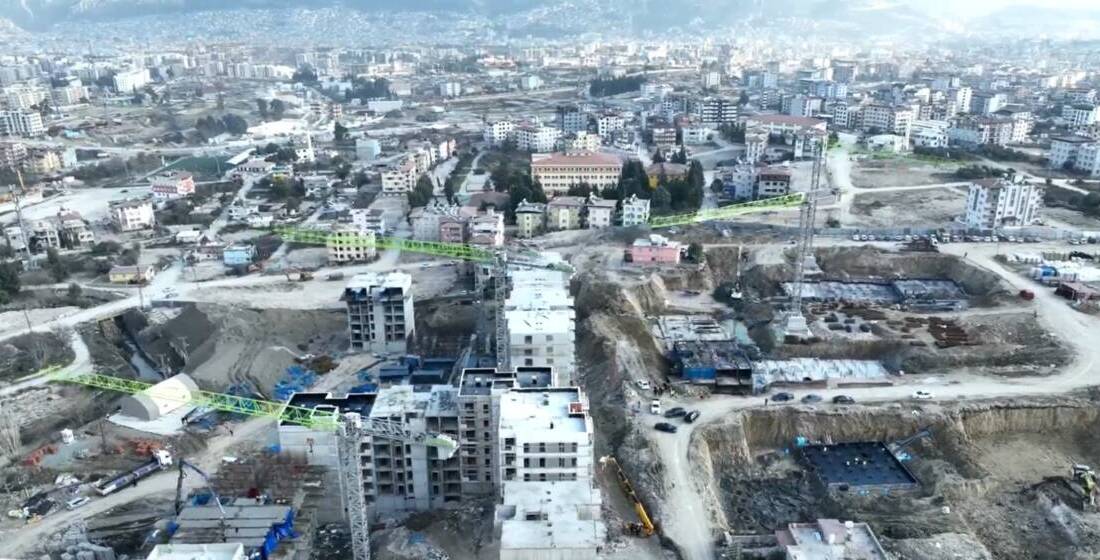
531, 151, 623, 168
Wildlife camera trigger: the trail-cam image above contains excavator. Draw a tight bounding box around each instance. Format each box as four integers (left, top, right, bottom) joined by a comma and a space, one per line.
600, 456, 656, 538
1070, 464, 1098, 509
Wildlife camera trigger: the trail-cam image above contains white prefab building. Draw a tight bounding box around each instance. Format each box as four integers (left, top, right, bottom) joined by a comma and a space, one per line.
497, 481, 605, 560
965, 177, 1044, 230
343, 272, 414, 353
484, 120, 515, 146
109, 199, 155, 231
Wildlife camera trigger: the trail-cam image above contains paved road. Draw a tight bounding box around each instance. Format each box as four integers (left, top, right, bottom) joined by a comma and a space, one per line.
651, 241, 1100, 560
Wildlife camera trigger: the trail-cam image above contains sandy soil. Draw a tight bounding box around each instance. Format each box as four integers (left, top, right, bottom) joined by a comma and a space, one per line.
849, 158, 958, 189
850, 188, 967, 228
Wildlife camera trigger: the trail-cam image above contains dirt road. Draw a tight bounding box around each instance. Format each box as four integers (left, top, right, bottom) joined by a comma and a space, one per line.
650, 241, 1100, 560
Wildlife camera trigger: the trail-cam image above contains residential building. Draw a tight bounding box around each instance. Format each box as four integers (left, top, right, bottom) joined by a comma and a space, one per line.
381, 162, 418, 195
26, 150, 61, 174
970, 91, 1007, 115
113, 68, 150, 93
695, 96, 738, 126
743, 115, 827, 158
483, 120, 514, 146
55, 210, 94, 248
469, 208, 505, 246
860, 104, 913, 136
545, 196, 586, 231
343, 272, 414, 353
585, 196, 616, 229
514, 125, 560, 153
745, 129, 769, 163
701, 70, 721, 89
557, 105, 588, 134
530, 152, 623, 196
596, 114, 625, 138
236, 158, 276, 176
965, 177, 1043, 230
109, 199, 155, 231
520, 75, 542, 90
909, 120, 949, 149
0, 141, 26, 168
327, 225, 377, 263
514, 200, 546, 238
628, 234, 682, 264
0, 110, 45, 137
1048, 135, 1094, 169
222, 244, 255, 267
505, 267, 576, 384
645, 162, 689, 188
992, 105, 1033, 143
620, 194, 650, 227
4, 85, 48, 110
1063, 104, 1100, 128
439, 81, 462, 97
681, 125, 712, 145
651, 127, 677, 147
498, 386, 593, 484
439, 216, 467, 243
51, 82, 85, 106
410, 200, 461, 241
948, 116, 1014, 147
561, 131, 601, 153
1073, 143, 1100, 177
351, 208, 387, 235
108, 265, 156, 284
755, 165, 792, 198
151, 171, 196, 200
783, 95, 820, 118
356, 138, 382, 161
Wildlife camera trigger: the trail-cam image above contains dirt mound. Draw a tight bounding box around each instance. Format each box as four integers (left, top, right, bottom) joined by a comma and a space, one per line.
141, 304, 346, 393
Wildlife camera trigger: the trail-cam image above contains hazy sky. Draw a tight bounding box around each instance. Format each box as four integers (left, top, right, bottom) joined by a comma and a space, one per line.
918, 0, 1100, 18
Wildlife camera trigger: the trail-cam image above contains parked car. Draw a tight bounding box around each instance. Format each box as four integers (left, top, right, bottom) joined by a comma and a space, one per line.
683, 410, 701, 423
912, 390, 935, 400
771, 392, 794, 402
66, 497, 90, 510
801, 394, 823, 403
654, 422, 678, 434
664, 407, 687, 418
637, 380, 651, 391
832, 395, 855, 404
650, 400, 662, 415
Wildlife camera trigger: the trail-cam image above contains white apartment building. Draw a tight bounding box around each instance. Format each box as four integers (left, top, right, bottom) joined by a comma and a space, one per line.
695, 96, 738, 126
469, 208, 505, 247
5, 85, 49, 110
620, 194, 650, 226
51, 83, 85, 106
530, 152, 623, 196
514, 200, 546, 239
1075, 143, 1100, 177
561, 131, 601, 153
744, 129, 769, 163
498, 387, 593, 484
1048, 135, 1094, 169
909, 120, 949, 149
596, 114, 625, 138
965, 177, 1044, 230
410, 200, 461, 241
113, 69, 150, 93
948, 117, 1014, 147
515, 125, 560, 153
860, 104, 913, 136
586, 197, 616, 229
108, 199, 155, 231
1063, 104, 1100, 128
681, 125, 712, 145
0, 110, 45, 137
439, 81, 462, 97
505, 267, 575, 385
0, 141, 26, 168
381, 161, 418, 195
483, 120, 514, 146
351, 208, 386, 235
557, 106, 588, 134
343, 272, 414, 353
327, 225, 377, 263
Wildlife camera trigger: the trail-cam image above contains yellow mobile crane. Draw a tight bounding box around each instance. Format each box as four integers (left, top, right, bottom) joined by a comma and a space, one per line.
600, 455, 656, 537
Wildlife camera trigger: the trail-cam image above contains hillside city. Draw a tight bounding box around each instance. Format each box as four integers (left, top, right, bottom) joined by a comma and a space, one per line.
3, 3, 1100, 560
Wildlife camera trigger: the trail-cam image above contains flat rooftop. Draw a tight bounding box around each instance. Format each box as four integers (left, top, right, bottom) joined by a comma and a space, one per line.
458, 367, 553, 397
499, 388, 587, 437
147, 544, 245, 560
505, 308, 574, 336
171, 500, 292, 548
799, 442, 919, 490
284, 391, 376, 423
370, 385, 458, 419
498, 480, 605, 552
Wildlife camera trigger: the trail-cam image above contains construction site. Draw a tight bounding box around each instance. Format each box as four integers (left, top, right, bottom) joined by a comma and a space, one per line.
4, 138, 1100, 560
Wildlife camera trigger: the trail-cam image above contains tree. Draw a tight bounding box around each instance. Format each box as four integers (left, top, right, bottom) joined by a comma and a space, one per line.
686, 242, 705, 263
293, 66, 318, 83
0, 261, 20, 303
334, 121, 349, 142
652, 149, 666, 164
66, 282, 83, 302
710, 177, 725, 194
408, 174, 436, 207
671, 146, 689, 165
651, 185, 672, 213
738, 91, 750, 105
223, 114, 248, 135
443, 177, 457, 203
256, 98, 269, 119
46, 248, 68, 282
270, 99, 286, 120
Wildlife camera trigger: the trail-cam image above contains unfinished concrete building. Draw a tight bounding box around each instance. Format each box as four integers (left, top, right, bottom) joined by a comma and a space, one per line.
499, 387, 593, 485
495, 480, 606, 560
504, 268, 576, 386
456, 367, 554, 495
342, 272, 415, 354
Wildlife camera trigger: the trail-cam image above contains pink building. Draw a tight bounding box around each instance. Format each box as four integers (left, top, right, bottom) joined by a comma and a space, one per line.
439, 217, 467, 243
151, 171, 196, 199
628, 234, 682, 264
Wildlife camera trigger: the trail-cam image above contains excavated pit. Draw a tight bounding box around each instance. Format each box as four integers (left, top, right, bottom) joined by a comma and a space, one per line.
690, 397, 1100, 559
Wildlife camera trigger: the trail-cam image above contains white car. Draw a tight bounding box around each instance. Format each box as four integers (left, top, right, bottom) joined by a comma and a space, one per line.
637, 380, 651, 391
650, 399, 662, 415
66, 497, 90, 510
911, 390, 934, 400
